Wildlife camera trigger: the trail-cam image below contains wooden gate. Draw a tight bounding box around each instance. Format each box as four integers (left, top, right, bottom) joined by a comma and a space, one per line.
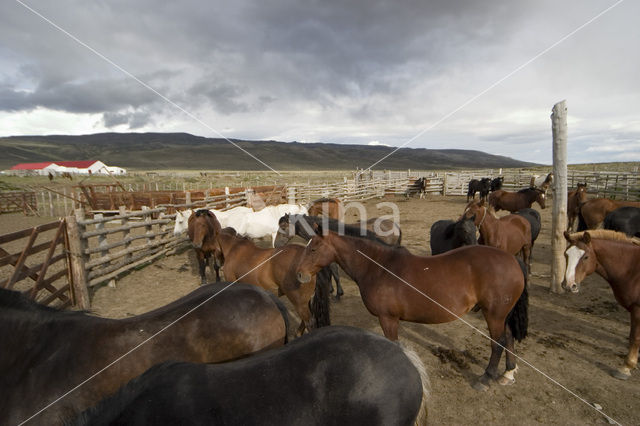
0, 220, 75, 308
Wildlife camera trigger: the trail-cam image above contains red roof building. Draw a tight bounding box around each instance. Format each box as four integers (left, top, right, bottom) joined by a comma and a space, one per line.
10, 162, 55, 170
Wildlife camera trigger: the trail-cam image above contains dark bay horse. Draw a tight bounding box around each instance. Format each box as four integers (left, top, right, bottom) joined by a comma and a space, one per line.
578, 198, 640, 230
188, 209, 223, 284
429, 216, 477, 255
405, 177, 428, 199
296, 231, 528, 390
490, 176, 504, 192
604, 206, 640, 237
307, 197, 344, 220
461, 200, 532, 275
72, 327, 429, 426
515, 208, 541, 245
564, 230, 640, 380
467, 178, 491, 202
0, 283, 288, 425
216, 228, 330, 335
567, 183, 588, 231
488, 188, 546, 213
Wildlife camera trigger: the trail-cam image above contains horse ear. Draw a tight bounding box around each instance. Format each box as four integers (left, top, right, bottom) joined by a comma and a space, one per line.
563, 231, 571, 242
583, 232, 591, 244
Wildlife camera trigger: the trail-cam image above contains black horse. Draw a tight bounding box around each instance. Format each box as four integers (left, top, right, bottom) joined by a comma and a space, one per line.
467, 178, 491, 202
490, 176, 504, 192
405, 177, 427, 199
429, 216, 477, 255
604, 206, 640, 237
71, 326, 429, 426
515, 208, 541, 245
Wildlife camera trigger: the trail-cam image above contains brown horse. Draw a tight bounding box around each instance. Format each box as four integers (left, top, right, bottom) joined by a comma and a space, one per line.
564, 230, 640, 380
461, 200, 532, 275
216, 227, 329, 335
578, 197, 640, 230
0, 283, 288, 425
567, 183, 588, 231
307, 197, 344, 220
188, 209, 223, 284
488, 188, 546, 213
295, 230, 528, 390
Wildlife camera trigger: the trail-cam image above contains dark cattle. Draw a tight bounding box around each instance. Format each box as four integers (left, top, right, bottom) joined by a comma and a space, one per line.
72, 327, 429, 426
0, 283, 288, 425
467, 178, 491, 202
429, 216, 477, 255
604, 206, 640, 237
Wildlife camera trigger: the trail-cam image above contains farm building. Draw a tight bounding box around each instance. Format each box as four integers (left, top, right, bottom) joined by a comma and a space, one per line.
9, 160, 126, 176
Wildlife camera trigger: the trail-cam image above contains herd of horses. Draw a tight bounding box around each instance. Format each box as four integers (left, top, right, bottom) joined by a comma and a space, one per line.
4, 174, 640, 424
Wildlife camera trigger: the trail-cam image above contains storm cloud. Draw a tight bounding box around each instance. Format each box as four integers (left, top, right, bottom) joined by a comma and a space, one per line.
0, 0, 638, 164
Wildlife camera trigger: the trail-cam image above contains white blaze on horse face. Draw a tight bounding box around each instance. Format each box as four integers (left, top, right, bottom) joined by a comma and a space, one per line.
565, 246, 585, 290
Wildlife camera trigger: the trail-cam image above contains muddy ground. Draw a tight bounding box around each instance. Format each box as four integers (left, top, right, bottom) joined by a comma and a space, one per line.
2, 196, 637, 425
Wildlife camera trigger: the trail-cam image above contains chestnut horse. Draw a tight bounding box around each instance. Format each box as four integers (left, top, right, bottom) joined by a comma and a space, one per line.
296, 231, 528, 390
307, 197, 344, 220
563, 230, 640, 380
578, 197, 640, 230
0, 283, 288, 425
461, 200, 532, 275
188, 209, 223, 284
488, 188, 546, 213
216, 227, 330, 335
567, 183, 588, 231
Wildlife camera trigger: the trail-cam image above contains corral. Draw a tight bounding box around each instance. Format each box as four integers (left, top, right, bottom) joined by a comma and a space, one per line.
0, 188, 635, 424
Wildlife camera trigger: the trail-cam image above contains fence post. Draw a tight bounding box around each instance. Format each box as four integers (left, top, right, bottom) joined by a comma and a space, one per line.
225, 187, 230, 208
287, 186, 297, 205
66, 210, 90, 309
442, 173, 448, 196
120, 205, 132, 266
550, 100, 568, 294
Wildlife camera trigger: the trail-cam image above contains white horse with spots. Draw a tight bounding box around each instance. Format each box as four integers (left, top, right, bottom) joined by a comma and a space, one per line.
173, 206, 253, 236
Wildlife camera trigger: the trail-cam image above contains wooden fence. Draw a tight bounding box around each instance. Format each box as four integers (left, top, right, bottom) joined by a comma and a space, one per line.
0, 220, 76, 308
0, 191, 38, 215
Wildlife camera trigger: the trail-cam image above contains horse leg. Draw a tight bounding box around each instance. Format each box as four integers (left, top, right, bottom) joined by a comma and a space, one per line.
330, 263, 343, 299
613, 305, 640, 380
497, 325, 518, 385
196, 251, 207, 285
521, 244, 532, 279
378, 315, 399, 341
474, 315, 506, 391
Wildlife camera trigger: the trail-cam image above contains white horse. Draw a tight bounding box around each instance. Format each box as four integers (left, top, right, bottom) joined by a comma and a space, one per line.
173, 206, 253, 236
239, 204, 308, 247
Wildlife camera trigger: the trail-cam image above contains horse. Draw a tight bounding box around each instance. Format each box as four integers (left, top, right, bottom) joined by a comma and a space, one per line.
530, 172, 553, 192
307, 197, 344, 220
563, 230, 640, 380
488, 188, 546, 213
604, 206, 640, 237
405, 177, 428, 199
240, 203, 309, 247
188, 209, 223, 284
490, 176, 504, 192
71, 326, 429, 426
173, 206, 253, 236
467, 178, 491, 202
461, 200, 532, 275
275, 214, 402, 299
295, 230, 528, 391
515, 208, 541, 245
215, 227, 330, 335
429, 216, 477, 255
0, 283, 289, 425
578, 198, 640, 231
567, 183, 588, 231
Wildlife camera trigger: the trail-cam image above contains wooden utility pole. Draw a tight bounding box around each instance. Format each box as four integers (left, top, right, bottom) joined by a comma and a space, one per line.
550, 100, 568, 293
66, 210, 91, 309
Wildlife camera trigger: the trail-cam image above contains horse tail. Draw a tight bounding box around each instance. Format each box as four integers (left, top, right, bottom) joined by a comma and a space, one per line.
267, 292, 290, 344
506, 258, 529, 342
397, 225, 403, 246
577, 210, 587, 231
310, 266, 331, 328
399, 342, 430, 425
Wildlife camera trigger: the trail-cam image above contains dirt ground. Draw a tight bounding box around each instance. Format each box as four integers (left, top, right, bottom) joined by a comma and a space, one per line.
3, 196, 637, 424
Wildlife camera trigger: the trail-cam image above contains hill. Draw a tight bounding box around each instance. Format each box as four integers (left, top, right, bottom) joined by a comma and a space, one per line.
0, 132, 535, 171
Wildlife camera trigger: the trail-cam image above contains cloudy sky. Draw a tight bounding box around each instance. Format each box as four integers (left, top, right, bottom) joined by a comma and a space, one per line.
1, 0, 638, 167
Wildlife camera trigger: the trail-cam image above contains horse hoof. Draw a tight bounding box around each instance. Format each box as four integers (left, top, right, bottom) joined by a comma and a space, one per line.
611, 369, 631, 380
472, 380, 490, 392
497, 376, 515, 386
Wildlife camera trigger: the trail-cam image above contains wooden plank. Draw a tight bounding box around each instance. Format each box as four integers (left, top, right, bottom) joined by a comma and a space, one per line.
79, 207, 167, 225
84, 230, 172, 254
40, 283, 71, 305
30, 221, 65, 298
4, 228, 38, 289
66, 213, 90, 309
9, 253, 67, 284
0, 221, 61, 244
0, 240, 57, 268
85, 236, 178, 270
81, 218, 171, 238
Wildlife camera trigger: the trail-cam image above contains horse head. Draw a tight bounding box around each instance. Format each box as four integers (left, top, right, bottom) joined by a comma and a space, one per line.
563, 231, 597, 293
188, 210, 220, 249
455, 216, 478, 246
296, 232, 336, 284
535, 189, 546, 209
461, 200, 486, 227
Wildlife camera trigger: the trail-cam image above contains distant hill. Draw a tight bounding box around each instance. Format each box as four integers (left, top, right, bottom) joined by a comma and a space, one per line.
0, 132, 536, 171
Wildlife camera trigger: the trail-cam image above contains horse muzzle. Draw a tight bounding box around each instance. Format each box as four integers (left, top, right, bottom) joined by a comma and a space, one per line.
297, 272, 311, 284
562, 280, 579, 293
192, 241, 203, 249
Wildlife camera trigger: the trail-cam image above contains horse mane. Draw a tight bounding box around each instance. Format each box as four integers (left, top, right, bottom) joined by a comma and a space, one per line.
310, 197, 339, 204
305, 215, 392, 246
569, 230, 640, 246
